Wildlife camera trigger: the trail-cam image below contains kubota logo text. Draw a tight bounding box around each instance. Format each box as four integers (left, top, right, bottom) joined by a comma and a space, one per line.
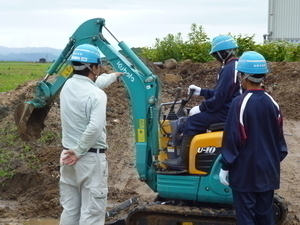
197, 146, 216, 154
117, 61, 134, 82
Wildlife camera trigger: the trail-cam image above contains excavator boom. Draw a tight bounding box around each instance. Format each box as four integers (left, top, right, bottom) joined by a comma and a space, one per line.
15, 17, 160, 193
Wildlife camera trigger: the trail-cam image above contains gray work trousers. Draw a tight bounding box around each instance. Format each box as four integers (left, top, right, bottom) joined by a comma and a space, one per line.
59, 151, 108, 225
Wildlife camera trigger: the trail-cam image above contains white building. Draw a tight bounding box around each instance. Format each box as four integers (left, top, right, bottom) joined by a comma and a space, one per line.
266, 0, 300, 43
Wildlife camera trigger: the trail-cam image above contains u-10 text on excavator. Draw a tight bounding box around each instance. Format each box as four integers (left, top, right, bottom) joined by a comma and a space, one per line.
14, 18, 288, 225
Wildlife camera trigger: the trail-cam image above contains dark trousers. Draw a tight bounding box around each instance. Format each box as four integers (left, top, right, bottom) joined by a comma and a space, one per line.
232, 190, 275, 225
183, 111, 223, 136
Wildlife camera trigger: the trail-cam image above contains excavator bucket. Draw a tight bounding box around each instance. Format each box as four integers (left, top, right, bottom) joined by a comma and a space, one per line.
14, 103, 51, 141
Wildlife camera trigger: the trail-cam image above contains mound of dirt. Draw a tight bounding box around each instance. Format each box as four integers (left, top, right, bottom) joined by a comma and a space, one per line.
0, 60, 299, 224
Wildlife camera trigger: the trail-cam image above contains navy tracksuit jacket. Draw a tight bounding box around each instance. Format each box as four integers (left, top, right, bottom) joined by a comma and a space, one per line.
220, 89, 288, 192
184, 58, 241, 135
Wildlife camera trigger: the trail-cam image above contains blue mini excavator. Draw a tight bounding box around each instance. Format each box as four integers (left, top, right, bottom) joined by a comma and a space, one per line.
14, 18, 288, 225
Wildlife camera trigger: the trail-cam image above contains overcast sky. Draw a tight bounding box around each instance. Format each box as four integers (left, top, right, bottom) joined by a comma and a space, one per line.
1, 0, 269, 50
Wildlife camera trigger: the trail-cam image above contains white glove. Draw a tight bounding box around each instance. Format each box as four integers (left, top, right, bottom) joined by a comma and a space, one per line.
219, 169, 229, 186
188, 85, 201, 95
189, 106, 201, 116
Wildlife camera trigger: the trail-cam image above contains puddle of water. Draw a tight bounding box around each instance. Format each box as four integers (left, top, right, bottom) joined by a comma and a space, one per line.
23, 219, 59, 225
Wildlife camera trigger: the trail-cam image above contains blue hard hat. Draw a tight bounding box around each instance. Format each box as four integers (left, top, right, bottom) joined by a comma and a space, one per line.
70, 44, 101, 64
237, 51, 269, 74
210, 35, 238, 54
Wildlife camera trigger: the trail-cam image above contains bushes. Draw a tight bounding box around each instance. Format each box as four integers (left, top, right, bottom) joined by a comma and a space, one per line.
255, 41, 289, 61
233, 34, 257, 55
284, 43, 300, 62
139, 25, 300, 63
140, 24, 213, 63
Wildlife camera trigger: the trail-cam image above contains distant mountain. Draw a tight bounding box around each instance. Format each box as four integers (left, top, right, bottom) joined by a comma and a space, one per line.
0, 46, 62, 62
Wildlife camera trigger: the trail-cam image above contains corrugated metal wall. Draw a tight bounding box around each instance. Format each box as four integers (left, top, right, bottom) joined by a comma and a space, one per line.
268, 0, 300, 42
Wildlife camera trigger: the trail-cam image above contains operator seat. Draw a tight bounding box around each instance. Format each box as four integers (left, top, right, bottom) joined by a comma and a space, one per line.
207, 122, 225, 132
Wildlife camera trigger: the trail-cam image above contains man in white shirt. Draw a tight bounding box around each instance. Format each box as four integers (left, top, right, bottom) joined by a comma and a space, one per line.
59, 44, 122, 225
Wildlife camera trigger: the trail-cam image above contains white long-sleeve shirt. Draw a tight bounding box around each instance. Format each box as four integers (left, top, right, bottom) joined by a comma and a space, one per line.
60, 73, 117, 157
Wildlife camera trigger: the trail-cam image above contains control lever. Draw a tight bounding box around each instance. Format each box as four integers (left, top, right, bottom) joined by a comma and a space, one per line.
166, 87, 181, 120
176, 88, 195, 117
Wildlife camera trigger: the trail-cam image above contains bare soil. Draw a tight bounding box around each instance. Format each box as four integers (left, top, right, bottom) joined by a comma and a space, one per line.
0, 60, 299, 224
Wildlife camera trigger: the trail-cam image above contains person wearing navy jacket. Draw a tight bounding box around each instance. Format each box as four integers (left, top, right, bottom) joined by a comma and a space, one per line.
219, 51, 288, 225
164, 35, 242, 171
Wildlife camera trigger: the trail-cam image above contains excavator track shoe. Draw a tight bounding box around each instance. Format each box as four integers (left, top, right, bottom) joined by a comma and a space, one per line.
125, 204, 236, 225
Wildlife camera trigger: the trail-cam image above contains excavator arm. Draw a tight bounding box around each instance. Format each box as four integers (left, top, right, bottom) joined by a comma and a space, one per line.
14, 18, 159, 190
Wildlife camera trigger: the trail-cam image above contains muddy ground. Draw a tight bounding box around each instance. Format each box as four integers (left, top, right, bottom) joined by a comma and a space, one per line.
0, 60, 299, 224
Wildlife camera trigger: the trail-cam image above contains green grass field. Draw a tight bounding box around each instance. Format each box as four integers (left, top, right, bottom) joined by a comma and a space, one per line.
0, 61, 52, 92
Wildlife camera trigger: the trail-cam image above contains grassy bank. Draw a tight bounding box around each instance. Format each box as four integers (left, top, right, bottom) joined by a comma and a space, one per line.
0, 62, 51, 92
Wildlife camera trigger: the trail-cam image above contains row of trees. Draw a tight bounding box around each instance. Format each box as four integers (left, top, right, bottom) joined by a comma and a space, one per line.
138, 24, 300, 63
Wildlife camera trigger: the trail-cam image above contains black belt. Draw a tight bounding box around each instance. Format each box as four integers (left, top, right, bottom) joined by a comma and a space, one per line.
63, 148, 106, 153
88, 148, 106, 153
